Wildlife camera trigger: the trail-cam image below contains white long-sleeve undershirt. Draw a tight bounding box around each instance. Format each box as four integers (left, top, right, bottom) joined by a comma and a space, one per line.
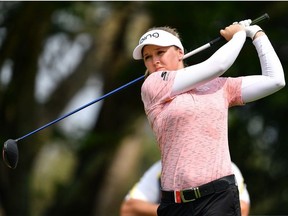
171, 31, 285, 103
241, 35, 285, 103
172, 30, 246, 95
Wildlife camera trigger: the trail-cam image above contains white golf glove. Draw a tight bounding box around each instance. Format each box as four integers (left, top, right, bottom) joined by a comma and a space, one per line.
234, 19, 263, 39
239, 19, 252, 27
245, 25, 263, 40
233, 19, 251, 27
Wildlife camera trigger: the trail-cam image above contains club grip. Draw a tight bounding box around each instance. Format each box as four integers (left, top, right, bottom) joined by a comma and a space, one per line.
251, 13, 270, 25
209, 13, 270, 46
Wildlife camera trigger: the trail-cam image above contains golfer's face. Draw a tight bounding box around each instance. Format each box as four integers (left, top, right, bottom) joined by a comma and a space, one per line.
143, 45, 183, 73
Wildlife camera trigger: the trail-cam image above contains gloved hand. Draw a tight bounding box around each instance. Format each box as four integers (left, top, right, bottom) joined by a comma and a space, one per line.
232, 19, 251, 27
234, 19, 263, 40
239, 19, 252, 27
245, 25, 263, 40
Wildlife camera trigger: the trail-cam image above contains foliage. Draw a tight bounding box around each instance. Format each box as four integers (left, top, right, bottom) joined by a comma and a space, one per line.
0, 2, 287, 215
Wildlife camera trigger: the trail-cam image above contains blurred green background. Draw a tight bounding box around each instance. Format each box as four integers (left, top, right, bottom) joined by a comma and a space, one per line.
0, 1, 287, 216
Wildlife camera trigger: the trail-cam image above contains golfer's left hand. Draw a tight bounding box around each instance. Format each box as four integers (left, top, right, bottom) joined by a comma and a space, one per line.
238, 19, 252, 27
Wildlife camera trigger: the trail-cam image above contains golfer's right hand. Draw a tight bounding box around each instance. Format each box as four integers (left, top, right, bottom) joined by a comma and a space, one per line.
220, 23, 245, 41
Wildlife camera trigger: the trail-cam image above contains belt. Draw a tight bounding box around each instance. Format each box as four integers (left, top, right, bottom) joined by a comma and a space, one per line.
161, 174, 236, 203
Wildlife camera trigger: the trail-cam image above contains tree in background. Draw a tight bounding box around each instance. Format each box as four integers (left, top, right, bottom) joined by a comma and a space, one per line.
0, 2, 287, 215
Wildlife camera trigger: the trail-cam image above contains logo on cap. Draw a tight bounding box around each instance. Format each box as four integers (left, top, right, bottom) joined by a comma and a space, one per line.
139, 32, 160, 44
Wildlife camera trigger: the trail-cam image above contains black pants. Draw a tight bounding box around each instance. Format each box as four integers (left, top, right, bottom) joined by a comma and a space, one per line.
157, 184, 241, 216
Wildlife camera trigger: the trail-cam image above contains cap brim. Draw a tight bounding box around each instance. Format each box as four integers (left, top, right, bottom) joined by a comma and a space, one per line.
132, 29, 184, 60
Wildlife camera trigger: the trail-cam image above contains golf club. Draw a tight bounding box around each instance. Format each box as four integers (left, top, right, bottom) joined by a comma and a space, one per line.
2, 13, 269, 169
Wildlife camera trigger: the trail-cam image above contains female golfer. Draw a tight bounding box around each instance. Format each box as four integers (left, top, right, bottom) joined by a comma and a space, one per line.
132, 20, 285, 216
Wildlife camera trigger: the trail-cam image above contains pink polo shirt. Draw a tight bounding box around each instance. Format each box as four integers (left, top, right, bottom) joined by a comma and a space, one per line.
141, 71, 244, 191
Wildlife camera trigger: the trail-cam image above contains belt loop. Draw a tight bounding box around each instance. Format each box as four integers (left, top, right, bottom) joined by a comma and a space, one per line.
194, 187, 201, 198
174, 191, 182, 203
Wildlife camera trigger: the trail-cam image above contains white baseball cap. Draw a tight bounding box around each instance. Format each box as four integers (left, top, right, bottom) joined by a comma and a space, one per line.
133, 29, 184, 60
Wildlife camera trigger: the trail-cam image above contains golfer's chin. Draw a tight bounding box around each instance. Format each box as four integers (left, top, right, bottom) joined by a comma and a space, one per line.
155, 67, 166, 72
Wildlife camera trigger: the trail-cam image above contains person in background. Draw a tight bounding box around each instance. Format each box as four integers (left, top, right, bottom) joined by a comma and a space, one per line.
120, 161, 250, 216
131, 17, 284, 215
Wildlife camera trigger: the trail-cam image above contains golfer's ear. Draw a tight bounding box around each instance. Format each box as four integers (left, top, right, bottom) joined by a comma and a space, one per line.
178, 48, 184, 60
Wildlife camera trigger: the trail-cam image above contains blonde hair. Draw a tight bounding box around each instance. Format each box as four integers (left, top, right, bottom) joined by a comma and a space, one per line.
147, 26, 181, 40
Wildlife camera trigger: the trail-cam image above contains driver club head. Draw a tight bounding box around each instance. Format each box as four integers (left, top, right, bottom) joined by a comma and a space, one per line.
2, 139, 19, 169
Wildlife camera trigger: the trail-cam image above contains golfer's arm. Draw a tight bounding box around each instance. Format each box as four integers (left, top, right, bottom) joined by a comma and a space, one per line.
240, 200, 250, 216
172, 30, 246, 96
120, 199, 158, 216
241, 34, 285, 103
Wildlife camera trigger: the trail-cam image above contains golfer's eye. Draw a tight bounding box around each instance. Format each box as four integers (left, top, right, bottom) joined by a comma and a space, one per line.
144, 55, 151, 61
157, 50, 165, 56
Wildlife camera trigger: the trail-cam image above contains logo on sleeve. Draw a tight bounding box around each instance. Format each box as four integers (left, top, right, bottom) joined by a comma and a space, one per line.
161, 71, 168, 81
